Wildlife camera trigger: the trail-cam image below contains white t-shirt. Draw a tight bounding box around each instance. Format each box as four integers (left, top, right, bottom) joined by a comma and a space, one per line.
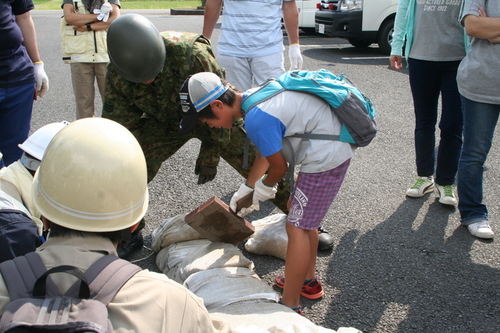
217, 0, 290, 58
243, 90, 355, 174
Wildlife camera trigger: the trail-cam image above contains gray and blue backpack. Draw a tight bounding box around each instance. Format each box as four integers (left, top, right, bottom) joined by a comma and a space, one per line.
241, 69, 377, 147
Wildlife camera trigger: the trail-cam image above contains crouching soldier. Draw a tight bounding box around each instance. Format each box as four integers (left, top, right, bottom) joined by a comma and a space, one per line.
102, 14, 334, 256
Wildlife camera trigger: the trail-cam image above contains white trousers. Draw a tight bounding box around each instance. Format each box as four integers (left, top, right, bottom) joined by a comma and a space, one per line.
218, 51, 285, 91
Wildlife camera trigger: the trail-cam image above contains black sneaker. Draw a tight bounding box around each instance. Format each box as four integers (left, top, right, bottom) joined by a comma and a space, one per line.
117, 230, 143, 259
318, 227, 333, 251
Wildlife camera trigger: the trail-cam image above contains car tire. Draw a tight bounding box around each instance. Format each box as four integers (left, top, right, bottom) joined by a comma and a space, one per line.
300, 27, 318, 35
377, 18, 394, 55
348, 38, 372, 48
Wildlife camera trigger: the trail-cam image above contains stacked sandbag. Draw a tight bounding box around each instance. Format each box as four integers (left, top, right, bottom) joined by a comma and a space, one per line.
211, 303, 361, 333
156, 236, 278, 306
244, 214, 288, 260
185, 267, 278, 309
156, 239, 212, 282
152, 214, 362, 333
151, 213, 205, 252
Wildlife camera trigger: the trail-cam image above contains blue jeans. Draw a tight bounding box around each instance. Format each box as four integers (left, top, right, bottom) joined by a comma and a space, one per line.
458, 97, 500, 225
408, 58, 463, 185
0, 83, 35, 168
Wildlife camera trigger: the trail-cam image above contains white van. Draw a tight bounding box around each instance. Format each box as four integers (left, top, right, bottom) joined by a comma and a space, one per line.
315, 0, 399, 54
296, 0, 318, 33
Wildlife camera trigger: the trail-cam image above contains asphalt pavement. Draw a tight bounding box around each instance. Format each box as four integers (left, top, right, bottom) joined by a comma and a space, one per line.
30, 9, 500, 333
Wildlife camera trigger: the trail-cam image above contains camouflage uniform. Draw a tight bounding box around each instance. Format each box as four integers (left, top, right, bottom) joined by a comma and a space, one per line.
102, 31, 289, 213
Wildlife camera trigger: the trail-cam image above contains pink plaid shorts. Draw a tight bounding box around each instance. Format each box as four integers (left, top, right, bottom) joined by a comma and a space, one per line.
287, 159, 351, 230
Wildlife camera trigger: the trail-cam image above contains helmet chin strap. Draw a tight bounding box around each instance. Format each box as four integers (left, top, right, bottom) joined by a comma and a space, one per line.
20, 152, 41, 172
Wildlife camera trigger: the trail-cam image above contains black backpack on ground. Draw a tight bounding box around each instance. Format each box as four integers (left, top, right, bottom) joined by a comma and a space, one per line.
0, 252, 141, 332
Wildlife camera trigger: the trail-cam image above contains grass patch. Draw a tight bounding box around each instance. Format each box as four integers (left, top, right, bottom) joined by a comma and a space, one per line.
34, 0, 201, 10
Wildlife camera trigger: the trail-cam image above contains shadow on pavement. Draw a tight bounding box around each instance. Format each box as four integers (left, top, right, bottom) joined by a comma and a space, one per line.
324, 199, 499, 332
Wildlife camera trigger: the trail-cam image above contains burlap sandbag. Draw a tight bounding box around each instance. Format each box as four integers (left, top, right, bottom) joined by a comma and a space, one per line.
210, 302, 362, 333
156, 239, 212, 282
244, 214, 288, 260
178, 242, 254, 282
184, 267, 278, 310
151, 214, 205, 252
156, 240, 255, 283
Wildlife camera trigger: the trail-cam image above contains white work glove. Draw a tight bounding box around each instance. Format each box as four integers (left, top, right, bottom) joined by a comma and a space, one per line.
94, 3, 112, 22
288, 44, 303, 70
252, 177, 278, 211
33, 62, 49, 98
230, 183, 254, 217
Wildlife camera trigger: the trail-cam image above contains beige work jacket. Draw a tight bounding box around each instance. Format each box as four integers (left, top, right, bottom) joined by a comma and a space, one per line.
0, 161, 42, 234
0, 236, 232, 333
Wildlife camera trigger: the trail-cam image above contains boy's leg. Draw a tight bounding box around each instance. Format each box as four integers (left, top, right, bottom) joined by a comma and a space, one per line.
280, 160, 351, 307
281, 224, 316, 308
307, 228, 319, 278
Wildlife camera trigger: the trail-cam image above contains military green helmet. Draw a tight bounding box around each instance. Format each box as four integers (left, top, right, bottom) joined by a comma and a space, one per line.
107, 14, 166, 83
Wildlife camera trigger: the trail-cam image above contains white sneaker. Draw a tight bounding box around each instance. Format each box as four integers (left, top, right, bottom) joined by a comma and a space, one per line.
406, 176, 435, 197
467, 221, 494, 239
436, 185, 457, 206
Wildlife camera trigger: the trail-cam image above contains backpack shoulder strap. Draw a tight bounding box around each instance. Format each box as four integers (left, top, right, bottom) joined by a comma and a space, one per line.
0, 252, 60, 299
75, 255, 142, 305
241, 79, 284, 114
287, 133, 340, 141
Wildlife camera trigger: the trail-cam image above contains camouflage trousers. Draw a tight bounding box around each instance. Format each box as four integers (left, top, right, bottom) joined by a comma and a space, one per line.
138, 117, 290, 215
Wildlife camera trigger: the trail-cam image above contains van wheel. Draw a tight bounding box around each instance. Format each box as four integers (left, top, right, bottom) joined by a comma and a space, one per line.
300, 27, 317, 35
378, 18, 394, 55
348, 39, 372, 48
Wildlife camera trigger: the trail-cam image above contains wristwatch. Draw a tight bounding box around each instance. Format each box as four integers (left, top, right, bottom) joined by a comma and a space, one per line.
86, 23, 92, 31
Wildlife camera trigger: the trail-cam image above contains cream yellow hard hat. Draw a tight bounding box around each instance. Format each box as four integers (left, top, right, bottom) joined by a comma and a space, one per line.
32, 118, 149, 232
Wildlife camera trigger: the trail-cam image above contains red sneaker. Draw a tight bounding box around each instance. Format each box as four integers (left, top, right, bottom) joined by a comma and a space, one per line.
274, 275, 325, 300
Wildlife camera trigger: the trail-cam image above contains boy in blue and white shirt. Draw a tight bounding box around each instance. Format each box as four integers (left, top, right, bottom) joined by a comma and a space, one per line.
179, 72, 355, 314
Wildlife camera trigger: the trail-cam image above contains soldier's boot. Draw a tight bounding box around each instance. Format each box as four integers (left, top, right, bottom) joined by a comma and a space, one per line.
117, 229, 144, 259
318, 227, 334, 251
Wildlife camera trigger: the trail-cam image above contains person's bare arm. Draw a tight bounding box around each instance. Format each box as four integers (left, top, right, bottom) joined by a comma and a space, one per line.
463, 8, 500, 41
245, 152, 270, 187
62, 3, 99, 26
203, 0, 223, 39
15, 11, 42, 63
72, 3, 120, 32
245, 150, 287, 187
263, 151, 288, 186
282, 0, 300, 45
